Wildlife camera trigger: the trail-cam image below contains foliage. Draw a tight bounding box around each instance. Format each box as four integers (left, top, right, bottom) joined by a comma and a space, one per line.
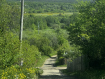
68, 0, 105, 69
28, 34, 54, 56
57, 50, 64, 59
7, 0, 94, 14
0, 1, 8, 35
55, 29, 72, 65
61, 69, 105, 79
23, 26, 70, 57
22, 41, 41, 67
0, 1, 20, 34
0, 66, 39, 79
0, 32, 20, 69
24, 15, 47, 30
64, 45, 81, 60
0, 1, 42, 79
76, 69, 105, 79
23, 12, 78, 31
7, 0, 93, 3
0, 32, 41, 77
7, 1, 76, 14
0, 1, 85, 79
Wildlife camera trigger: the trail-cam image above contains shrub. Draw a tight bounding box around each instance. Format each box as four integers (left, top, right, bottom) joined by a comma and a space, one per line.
0, 66, 39, 79
22, 41, 41, 68
57, 49, 64, 59
57, 49, 65, 65
41, 45, 53, 56
0, 32, 20, 69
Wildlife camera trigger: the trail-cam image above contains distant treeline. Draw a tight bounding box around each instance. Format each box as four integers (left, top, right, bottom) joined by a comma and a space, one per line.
7, 2, 77, 13
7, 0, 93, 13
7, 0, 93, 3
24, 2, 75, 13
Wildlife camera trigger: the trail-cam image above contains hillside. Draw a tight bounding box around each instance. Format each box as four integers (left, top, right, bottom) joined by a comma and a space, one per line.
7, 0, 93, 3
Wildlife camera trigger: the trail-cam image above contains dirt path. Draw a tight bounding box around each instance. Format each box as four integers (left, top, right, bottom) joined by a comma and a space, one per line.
39, 55, 77, 79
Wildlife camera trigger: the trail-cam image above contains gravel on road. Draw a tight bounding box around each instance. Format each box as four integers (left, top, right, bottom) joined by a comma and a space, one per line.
39, 55, 78, 79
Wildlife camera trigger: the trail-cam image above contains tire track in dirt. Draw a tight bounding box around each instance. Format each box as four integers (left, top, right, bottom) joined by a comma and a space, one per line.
39, 55, 77, 79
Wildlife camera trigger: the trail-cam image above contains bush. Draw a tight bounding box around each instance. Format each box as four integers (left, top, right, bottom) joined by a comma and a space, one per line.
59, 57, 65, 65
0, 66, 39, 79
57, 49, 65, 65
21, 41, 41, 68
57, 49, 64, 59
0, 32, 20, 69
41, 45, 53, 56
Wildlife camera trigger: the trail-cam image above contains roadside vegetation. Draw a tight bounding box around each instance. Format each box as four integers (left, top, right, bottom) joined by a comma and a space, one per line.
24, 13, 73, 16
1, 0, 105, 79
61, 69, 105, 79
61, 0, 105, 79
68, 0, 105, 70
0, 0, 74, 78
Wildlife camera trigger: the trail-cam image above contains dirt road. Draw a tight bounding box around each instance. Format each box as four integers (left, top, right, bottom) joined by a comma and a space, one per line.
39, 55, 77, 79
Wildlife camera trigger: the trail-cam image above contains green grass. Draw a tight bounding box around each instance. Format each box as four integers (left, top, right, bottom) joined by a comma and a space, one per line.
76, 69, 105, 79
60, 69, 77, 76
35, 51, 57, 67
23, 29, 57, 67
57, 64, 67, 67
35, 55, 49, 67
61, 69, 105, 79
24, 12, 73, 16
54, 59, 67, 67
50, 51, 57, 57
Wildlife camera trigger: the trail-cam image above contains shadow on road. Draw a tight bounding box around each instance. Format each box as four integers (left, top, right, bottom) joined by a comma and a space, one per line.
50, 57, 57, 59
40, 55, 78, 79
40, 75, 77, 79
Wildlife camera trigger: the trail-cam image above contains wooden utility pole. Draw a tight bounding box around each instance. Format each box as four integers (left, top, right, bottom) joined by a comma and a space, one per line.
19, 0, 24, 66
20, 0, 24, 41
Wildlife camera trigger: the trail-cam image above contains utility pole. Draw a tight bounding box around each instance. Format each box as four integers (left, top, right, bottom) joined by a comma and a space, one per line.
19, 0, 24, 66
20, 0, 24, 41
38, 22, 39, 34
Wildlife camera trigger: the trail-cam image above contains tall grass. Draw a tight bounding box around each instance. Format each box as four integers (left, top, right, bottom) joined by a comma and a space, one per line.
24, 12, 73, 16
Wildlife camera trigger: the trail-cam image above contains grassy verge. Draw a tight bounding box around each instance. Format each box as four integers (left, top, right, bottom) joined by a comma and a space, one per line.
0, 52, 57, 78
50, 51, 57, 57
54, 59, 67, 67
35, 51, 57, 67
35, 55, 49, 67
57, 64, 67, 67
76, 69, 105, 79
60, 69, 77, 76
61, 69, 105, 79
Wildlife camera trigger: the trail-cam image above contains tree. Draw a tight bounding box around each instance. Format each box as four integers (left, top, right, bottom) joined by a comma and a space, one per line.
0, 1, 21, 68
68, 0, 105, 68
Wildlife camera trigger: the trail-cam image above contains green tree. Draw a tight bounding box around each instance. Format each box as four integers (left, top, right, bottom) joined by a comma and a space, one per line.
0, 32, 20, 69
22, 41, 40, 67
68, 0, 105, 68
